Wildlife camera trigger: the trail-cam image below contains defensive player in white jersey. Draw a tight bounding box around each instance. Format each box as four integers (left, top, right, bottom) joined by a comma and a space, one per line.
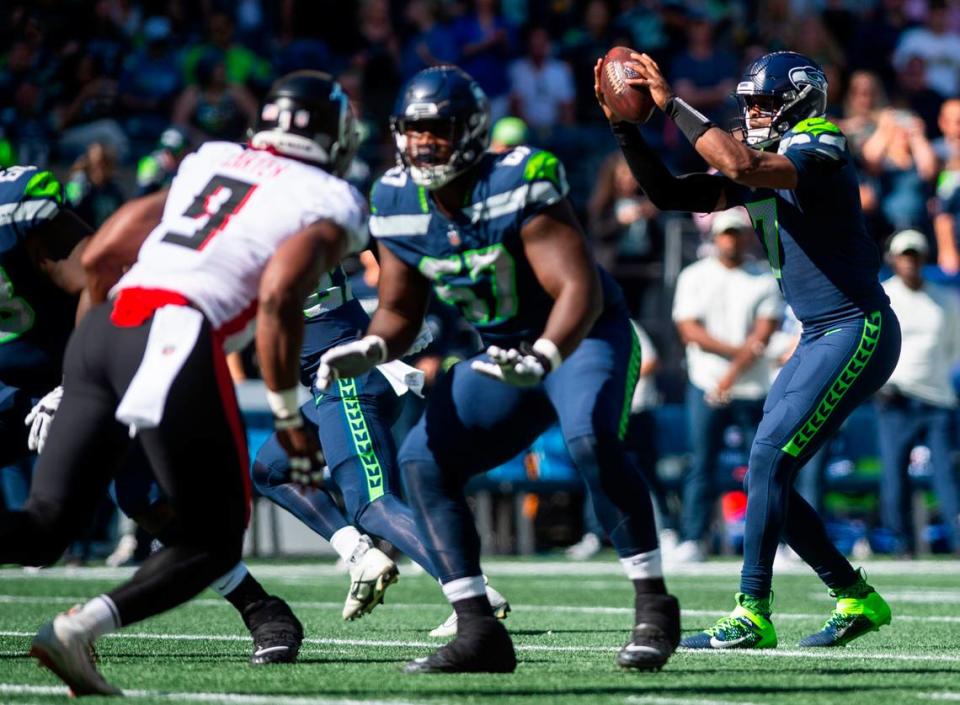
0, 71, 366, 696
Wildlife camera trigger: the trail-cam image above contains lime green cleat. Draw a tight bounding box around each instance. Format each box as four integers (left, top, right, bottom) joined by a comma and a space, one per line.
681, 593, 778, 649
800, 570, 891, 647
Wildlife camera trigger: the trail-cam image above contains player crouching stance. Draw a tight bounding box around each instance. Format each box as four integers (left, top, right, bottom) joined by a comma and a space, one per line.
596, 51, 898, 648
0, 70, 367, 695
318, 66, 680, 673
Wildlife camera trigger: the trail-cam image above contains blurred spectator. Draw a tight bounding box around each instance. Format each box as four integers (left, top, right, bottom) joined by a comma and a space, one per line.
587, 152, 659, 272
669, 13, 737, 125
135, 126, 190, 196
561, 0, 624, 124
893, 0, 960, 98
454, 0, 514, 121
861, 109, 938, 232
934, 163, 960, 274
490, 116, 528, 152
509, 27, 575, 131
55, 51, 129, 163
849, 0, 912, 88
82, 0, 131, 77
118, 16, 183, 146
352, 0, 402, 133
400, 0, 460, 80
172, 50, 258, 145
838, 71, 888, 158
182, 11, 271, 91
893, 55, 944, 136
933, 98, 960, 166
65, 142, 125, 228
671, 210, 784, 563
877, 229, 960, 555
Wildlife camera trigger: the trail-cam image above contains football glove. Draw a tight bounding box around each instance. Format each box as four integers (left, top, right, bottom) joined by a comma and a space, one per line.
316, 335, 387, 391
471, 340, 561, 388
276, 418, 326, 489
25, 385, 63, 454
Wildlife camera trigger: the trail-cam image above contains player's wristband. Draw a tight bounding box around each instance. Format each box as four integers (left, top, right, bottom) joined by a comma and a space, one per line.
665, 96, 715, 145
363, 335, 388, 364
266, 387, 300, 427
532, 338, 563, 374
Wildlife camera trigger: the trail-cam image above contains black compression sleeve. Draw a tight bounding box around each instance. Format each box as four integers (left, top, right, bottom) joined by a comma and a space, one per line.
610, 122, 727, 213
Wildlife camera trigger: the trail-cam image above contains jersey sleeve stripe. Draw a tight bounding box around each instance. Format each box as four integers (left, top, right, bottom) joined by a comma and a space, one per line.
0, 199, 60, 227
463, 181, 564, 224
369, 213, 432, 237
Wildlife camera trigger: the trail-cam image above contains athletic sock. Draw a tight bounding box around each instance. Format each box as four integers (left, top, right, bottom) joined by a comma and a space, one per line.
832, 569, 872, 597
223, 573, 270, 613
70, 595, 121, 639
330, 526, 364, 563
451, 595, 494, 623
632, 577, 667, 595
211, 562, 249, 598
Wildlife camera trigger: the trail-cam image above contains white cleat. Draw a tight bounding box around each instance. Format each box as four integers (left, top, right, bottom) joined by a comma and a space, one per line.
342, 541, 399, 621
429, 581, 511, 638
30, 613, 121, 696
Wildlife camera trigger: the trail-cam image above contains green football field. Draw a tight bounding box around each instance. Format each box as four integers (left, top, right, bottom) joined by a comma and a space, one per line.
1, 557, 958, 705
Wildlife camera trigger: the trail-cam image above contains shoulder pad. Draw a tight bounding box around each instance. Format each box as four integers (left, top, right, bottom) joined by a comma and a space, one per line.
779, 118, 847, 159
493, 147, 570, 203
369, 167, 431, 238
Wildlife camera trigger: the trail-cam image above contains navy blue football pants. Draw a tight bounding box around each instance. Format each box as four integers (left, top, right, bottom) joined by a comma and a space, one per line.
399, 307, 659, 584
251, 369, 438, 577
740, 308, 901, 598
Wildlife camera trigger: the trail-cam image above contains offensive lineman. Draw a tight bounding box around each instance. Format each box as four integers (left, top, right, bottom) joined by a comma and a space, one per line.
318, 66, 680, 674
0, 70, 367, 695
598, 51, 899, 648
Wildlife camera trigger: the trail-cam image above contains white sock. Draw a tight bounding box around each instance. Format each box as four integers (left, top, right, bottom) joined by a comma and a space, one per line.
330, 526, 363, 563
70, 595, 120, 639
210, 561, 249, 597
441, 575, 486, 603
619, 549, 663, 580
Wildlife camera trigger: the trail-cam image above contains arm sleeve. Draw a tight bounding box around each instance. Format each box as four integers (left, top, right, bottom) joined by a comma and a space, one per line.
781, 132, 848, 191
611, 121, 741, 211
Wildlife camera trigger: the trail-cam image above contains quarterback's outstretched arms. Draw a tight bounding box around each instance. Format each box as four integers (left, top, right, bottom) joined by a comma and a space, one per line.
471, 199, 603, 386
258, 219, 350, 486
593, 56, 797, 213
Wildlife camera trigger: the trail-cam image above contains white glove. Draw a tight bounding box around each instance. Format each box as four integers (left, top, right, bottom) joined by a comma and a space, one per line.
405, 321, 434, 356
471, 345, 549, 387
25, 385, 63, 454
316, 335, 388, 392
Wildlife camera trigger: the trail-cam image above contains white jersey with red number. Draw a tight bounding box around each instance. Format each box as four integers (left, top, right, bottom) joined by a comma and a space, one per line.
114, 141, 368, 348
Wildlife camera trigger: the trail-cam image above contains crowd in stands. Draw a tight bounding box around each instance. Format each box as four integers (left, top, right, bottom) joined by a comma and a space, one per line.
2, 0, 960, 560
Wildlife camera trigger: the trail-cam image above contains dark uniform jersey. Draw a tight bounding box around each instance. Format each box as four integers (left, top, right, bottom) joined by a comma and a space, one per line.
0, 167, 76, 392
725, 118, 889, 333
369, 147, 623, 347
299, 265, 370, 388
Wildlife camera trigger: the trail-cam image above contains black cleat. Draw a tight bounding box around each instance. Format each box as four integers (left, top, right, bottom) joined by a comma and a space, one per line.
405, 616, 516, 674
241, 596, 304, 665
616, 593, 681, 671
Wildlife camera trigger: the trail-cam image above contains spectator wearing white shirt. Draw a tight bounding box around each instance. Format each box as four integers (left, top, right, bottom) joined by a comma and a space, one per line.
671, 209, 785, 562
508, 27, 575, 131
877, 229, 960, 555
893, 0, 960, 98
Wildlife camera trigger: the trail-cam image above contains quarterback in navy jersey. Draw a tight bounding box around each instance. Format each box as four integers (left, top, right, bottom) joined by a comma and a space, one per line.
318, 66, 680, 674
600, 51, 900, 649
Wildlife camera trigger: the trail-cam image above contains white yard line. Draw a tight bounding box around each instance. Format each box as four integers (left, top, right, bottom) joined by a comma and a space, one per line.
2, 594, 959, 624
3, 560, 960, 581
0, 683, 430, 705
627, 696, 765, 705
1, 630, 959, 663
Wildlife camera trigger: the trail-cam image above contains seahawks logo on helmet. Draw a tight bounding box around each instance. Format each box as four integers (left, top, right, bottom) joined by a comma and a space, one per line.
734, 52, 828, 150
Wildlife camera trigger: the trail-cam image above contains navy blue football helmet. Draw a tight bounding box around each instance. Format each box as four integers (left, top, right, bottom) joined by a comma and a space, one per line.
390, 66, 490, 189
734, 51, 828, 150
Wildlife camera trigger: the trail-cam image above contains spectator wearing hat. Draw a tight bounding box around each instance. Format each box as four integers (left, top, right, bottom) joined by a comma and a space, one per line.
670, 209, 784, 562
877, 229, 960, 555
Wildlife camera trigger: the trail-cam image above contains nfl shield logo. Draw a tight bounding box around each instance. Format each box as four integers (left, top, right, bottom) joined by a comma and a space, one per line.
447, 229, 461, 247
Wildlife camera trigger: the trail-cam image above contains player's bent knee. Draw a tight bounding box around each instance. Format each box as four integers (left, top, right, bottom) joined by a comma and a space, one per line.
745, 440, 794, 491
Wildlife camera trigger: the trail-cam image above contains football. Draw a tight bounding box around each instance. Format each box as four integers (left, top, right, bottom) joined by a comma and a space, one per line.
600, 46, 656, 124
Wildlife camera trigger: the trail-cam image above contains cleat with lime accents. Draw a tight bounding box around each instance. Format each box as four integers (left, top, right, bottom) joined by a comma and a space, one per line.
799, 570, 891, 647
681, 593, 778, 650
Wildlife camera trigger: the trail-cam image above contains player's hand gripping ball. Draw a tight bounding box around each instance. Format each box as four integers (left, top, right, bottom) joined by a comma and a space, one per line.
598, 46, 656, 123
